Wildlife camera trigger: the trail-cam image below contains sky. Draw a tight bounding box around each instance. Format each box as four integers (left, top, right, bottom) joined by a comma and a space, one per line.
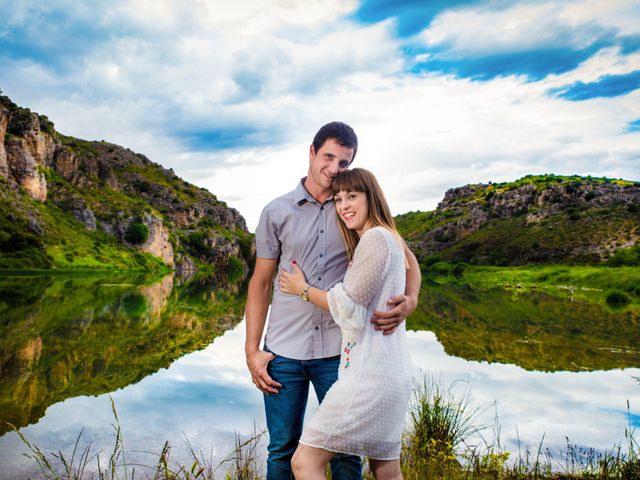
1, 0, 639, 231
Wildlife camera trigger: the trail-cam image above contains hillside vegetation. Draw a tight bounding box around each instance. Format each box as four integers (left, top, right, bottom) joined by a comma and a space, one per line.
0, 94, 253, 272
396, 174, 640, 266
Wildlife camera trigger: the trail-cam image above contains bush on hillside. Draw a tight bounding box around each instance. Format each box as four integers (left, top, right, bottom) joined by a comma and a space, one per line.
605, 289, 629, 307
125, 221, 149, 245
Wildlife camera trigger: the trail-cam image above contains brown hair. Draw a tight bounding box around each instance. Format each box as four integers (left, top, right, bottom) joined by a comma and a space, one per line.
331, 168, 405, 261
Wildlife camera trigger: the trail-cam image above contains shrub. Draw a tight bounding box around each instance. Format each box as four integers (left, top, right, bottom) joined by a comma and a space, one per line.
125, 221, 149, 245
423, 255, 443, 267
452, 262, 468, 277
607, 245, 640, 267
187, 231, 207, 255
429, 261, 454, 276
606, 289, 629, 307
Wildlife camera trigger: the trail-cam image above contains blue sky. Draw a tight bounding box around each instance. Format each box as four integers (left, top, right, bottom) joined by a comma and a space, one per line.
1, 0, 639, 230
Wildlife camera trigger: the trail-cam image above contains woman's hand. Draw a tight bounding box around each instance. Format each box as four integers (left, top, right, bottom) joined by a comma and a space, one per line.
279, 261, 308, 296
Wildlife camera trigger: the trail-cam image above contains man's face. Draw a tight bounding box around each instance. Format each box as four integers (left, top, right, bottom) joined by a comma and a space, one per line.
307, 138, 354, 191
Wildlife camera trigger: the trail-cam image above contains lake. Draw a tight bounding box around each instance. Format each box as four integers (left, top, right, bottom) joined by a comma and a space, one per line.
0, 272, 639, 479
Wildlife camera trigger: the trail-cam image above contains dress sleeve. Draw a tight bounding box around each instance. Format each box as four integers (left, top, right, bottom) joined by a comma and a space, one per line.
327, 229, 390, 341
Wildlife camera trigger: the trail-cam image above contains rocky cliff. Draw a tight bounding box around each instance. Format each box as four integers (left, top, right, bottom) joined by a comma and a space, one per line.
0, 95, 253, 271
396, 175, 640, 265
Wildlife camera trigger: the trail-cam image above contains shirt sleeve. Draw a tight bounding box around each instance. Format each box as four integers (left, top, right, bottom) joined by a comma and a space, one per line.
254, 203, 281, 259
327, 229, 390, 341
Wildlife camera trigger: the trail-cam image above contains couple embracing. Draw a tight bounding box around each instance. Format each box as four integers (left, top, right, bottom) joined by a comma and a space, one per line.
245, 122, 421, 480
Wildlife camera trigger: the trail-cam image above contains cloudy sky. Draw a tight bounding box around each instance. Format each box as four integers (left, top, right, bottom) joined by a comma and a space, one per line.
1, 0, 639, 230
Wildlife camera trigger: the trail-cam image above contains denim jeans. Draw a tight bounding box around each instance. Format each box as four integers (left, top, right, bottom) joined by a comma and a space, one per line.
263, 347, 362, 480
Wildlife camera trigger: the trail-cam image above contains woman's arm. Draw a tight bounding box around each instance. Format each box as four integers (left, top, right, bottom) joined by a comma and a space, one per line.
278, 261, 329, 310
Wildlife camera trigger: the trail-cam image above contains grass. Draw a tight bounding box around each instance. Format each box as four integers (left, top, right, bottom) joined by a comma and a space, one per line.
12, 396, 266, 480
11, 375, 639, 480
434, 264, 640, 312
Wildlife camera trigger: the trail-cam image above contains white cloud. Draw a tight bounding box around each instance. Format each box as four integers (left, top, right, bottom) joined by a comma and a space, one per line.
174, 69, 640, 230
1, 0, 638, 233
421, 0, 640, 55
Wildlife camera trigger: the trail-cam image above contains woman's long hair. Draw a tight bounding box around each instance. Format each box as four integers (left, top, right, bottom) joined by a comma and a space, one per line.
331, 168, 405, 262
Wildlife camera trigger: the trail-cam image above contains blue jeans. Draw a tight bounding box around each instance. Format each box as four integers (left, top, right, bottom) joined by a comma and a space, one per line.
263, 347, 362, 480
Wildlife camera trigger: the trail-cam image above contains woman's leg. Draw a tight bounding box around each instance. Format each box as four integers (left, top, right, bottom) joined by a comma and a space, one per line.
369, 459, 402, 480
291, 444, 335, 480
308, 355, 362, 479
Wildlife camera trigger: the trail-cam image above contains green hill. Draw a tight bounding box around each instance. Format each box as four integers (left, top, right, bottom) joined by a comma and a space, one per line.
0, 94, 253, 272
396, 174, 640, 266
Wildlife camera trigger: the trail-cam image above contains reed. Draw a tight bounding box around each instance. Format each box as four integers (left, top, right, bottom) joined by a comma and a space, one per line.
11, 379, 639, 479
11, 396, 266, 480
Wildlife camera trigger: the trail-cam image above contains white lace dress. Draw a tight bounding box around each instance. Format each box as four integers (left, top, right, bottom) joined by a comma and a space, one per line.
299, 226, 413, 460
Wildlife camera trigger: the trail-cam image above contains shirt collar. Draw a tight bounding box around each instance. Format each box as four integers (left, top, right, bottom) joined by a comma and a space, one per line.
294, 177, 334, 207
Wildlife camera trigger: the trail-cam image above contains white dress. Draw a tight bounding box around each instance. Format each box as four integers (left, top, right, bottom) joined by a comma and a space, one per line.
299, 226, 413, 460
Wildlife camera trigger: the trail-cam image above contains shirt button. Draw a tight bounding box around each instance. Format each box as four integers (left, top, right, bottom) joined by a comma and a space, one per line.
315, 326, 319, 331
319, 254, 323, 258
320, 229, 324, 233
320, 206, 324, 210
317, 277, 321, 281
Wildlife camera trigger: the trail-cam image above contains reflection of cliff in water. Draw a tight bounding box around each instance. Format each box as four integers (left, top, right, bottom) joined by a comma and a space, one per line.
0, 272, 247, 434
408, 282, 640, 372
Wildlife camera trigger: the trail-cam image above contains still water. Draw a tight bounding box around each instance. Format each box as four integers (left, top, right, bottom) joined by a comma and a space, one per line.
0, 273, 639, 478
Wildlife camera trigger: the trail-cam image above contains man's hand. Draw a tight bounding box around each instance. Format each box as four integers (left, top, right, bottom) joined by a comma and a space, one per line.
372, 293, 416, 335
246, 349, 281, 394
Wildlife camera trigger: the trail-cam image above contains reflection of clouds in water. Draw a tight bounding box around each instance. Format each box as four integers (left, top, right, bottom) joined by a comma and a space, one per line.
2, 322, 639, 479
407, 330, 640, 454
0, 321, 268, 480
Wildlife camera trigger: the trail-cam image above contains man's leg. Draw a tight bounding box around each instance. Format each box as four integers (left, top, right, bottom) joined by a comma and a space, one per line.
309, 356, 362, 480
264, 351, 309, 480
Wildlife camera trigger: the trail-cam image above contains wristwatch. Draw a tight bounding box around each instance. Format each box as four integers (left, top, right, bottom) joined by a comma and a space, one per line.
301, 285, 311, 302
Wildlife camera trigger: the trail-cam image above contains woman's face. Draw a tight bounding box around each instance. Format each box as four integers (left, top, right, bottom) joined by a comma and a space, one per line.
334, 190, 371, 235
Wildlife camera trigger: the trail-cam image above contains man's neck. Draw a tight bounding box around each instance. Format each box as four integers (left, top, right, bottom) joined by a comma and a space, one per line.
303, 177, 332, 203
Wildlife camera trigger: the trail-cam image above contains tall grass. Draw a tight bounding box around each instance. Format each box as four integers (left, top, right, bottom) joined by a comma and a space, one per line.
11, 377, 640, 479
11, 396, 266, 480
400, 376, 481, 479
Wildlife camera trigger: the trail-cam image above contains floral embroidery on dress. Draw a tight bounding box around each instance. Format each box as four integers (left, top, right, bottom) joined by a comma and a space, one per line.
344, 340, 356, 368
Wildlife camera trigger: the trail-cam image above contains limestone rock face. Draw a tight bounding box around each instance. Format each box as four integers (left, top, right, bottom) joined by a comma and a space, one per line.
5, 139, 47, 202
404, 177, 640, 265
0, 104, 9, 179
139, 213, 175, 268
15, 112, 56, 166
1, 94, 253, 272
68, 197, 97, 230
52, 147, 79, 181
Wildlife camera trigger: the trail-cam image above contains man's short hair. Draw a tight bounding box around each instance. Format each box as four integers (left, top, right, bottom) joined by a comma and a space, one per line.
312, 122, 358, 164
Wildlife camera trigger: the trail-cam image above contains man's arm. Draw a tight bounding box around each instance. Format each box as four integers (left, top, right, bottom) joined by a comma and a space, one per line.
372, 244, 421, 334
245, 258, 282, 394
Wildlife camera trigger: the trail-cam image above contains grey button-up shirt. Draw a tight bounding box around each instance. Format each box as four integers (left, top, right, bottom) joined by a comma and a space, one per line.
255, 178, 348, 360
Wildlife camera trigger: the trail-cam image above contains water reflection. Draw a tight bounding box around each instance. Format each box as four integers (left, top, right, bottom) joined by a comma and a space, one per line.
0, 276, 639, 479
410, 282, 640, 371
0, 272, 247, 435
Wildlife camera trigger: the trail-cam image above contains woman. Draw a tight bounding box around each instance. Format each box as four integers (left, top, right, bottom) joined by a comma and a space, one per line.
279, 168, 413, 480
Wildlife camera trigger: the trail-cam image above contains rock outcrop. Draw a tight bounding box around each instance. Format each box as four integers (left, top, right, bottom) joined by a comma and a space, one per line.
0, 104, 9, 178
397, 175, 640, 265
140, 213, 174, 268
0, 94, 253, 272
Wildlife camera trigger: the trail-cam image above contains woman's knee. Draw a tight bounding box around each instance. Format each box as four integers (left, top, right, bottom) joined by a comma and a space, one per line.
291, 445, 333, 479
291, 448, 304, 475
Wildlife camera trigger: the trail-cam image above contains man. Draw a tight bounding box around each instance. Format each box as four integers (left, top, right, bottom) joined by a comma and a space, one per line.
245, 122, 421, 479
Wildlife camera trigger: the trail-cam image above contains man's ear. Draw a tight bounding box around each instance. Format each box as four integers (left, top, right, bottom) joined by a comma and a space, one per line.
308, 144, 315, 163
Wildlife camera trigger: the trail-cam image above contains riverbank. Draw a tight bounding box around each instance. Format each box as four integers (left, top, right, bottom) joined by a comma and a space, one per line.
426, 264, 640, 312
